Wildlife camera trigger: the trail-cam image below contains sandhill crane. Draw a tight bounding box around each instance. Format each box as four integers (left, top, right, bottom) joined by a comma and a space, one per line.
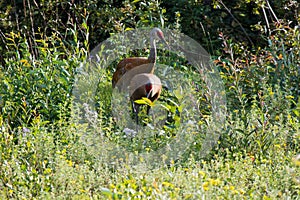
112, 28, 169, 89
129, 73, 162, 124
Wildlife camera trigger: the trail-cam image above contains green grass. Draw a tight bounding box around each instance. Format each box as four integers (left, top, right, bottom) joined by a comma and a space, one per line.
0, 120, 299, 199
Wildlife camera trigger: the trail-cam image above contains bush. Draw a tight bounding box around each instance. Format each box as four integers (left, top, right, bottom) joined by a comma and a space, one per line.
0, 0, 300, 199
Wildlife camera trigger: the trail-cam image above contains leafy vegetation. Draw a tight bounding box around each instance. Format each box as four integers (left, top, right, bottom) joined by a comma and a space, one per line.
0, 0, 299, 199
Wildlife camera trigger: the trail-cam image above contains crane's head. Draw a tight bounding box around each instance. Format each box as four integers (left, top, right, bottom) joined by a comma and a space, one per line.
150, 28, 169, 48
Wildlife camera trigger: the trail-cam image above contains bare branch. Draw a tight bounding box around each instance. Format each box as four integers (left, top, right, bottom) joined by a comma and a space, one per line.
217, 0, 254, 47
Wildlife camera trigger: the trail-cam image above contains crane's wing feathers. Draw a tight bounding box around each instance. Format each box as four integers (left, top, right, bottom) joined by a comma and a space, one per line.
116, 57, 149, 71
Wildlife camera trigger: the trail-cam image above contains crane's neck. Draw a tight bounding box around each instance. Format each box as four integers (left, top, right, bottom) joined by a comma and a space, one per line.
148, 37, 156, 63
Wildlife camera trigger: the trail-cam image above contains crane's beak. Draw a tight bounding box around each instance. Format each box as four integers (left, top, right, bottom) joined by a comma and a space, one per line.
158, 34, 170, 49
162, 38, 170, 49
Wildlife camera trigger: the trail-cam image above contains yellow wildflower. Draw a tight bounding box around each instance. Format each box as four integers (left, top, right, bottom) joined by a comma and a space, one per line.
202, 182, 209, 191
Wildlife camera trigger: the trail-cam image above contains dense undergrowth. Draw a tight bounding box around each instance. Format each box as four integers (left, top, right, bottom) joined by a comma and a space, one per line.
0, 0, 300, 199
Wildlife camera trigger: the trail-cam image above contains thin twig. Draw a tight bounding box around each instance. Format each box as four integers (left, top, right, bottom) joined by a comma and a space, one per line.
261, 4, 270, 35
27, 0, 39, 59
265, 0, 279, 23
0, 29, 8, 50
218, 0, 254, 47
13, 0, 20, 31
